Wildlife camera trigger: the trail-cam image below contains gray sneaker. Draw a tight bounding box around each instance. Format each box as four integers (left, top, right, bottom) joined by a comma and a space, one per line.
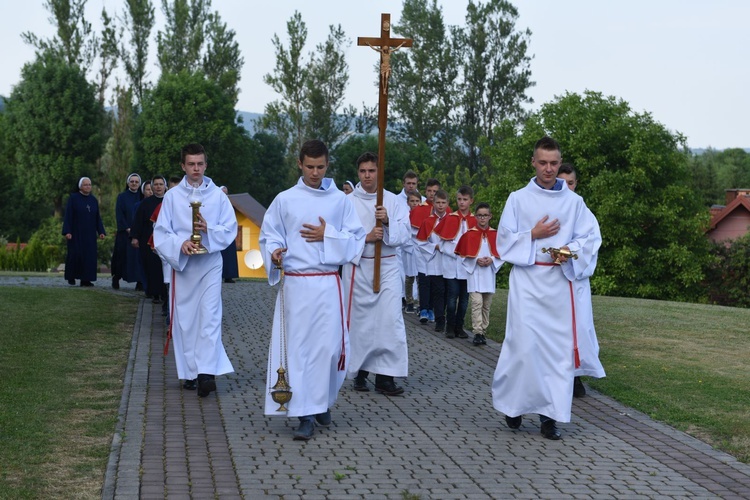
315, 409, 331, 427
293, 418, 315, 440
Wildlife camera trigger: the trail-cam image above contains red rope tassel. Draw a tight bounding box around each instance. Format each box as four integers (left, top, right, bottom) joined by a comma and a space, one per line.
336, 273, 346, 371
568, 280, 580, 369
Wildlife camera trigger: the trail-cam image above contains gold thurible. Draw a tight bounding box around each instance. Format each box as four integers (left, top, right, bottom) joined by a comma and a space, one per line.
270, 262, 292, 412
270, 366, 292, 412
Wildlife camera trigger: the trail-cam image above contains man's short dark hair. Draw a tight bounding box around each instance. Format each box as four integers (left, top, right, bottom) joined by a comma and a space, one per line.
181, 143, 207, 163
356, 151, 378, 167
407, 190, 422, 200
475, 202, 491, 212
534, 136, 561, 155
299, 139, 329, 162
403, 170, 418, 182
558, 163, 576, 176
169, 176, 182, 186
457, 185, 474, 198
425, 178, 441, 189
434, 189, 449, 201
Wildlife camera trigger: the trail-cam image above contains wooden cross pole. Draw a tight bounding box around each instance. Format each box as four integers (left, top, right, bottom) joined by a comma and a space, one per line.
358, 13, 412, 293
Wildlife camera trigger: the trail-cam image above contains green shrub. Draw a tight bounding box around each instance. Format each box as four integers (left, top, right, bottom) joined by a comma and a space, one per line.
704, 233, 750, 308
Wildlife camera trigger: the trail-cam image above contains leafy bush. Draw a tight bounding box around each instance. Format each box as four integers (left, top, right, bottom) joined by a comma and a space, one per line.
704, 233, 750, 308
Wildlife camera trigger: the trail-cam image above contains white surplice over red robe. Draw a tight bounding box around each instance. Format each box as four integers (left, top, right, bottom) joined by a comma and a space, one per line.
342, 185, 411, 379
153, 175, 238, 381
492, 178, 603, 423
260, 177, 366, 417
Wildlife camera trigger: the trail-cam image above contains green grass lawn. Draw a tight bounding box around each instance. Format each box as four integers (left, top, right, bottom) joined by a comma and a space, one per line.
484, 290, 750, 463
0, 286, 138, 499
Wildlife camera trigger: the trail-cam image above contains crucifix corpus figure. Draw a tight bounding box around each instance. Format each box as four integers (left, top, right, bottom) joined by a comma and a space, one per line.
367, 41, 406, 94
357, 14, 413, 292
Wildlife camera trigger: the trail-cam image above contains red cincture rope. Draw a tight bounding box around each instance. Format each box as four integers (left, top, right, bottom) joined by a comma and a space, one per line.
535, 261, 580, 368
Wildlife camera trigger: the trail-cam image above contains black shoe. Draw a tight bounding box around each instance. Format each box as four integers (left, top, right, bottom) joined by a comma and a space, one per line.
67, 279, 76, 285
573, 376, 586, 398
152, 297, 161, 304
473, 334, 484, 346
315, 409, 331, 427
353, 377, 370, 392
541, 419, 562, 440
197, 374, 216, 397
480, 334, 487, 345
436, 318, 446, 334
80, 281, 94, 287
183, 379, 197, 390
505, 415, 522, 429
455, 326, 469, 339
135, 282, 143, 291
112, 277, 120, 289
224, 278, 235, 283
375, 380, 404, 396
293, 418, 315, 441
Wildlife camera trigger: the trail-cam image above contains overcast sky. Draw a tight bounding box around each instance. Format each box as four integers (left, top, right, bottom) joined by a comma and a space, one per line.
2, 0, 748, 149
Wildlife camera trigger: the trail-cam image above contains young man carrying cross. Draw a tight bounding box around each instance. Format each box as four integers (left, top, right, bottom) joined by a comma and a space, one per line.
343, 152, 411, 396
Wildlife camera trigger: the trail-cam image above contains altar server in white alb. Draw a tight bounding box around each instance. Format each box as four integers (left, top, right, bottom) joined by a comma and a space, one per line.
153, 143, 238, 398
260, 140, 366, 441
492, 136, 602, 440
343, 152, 411, 396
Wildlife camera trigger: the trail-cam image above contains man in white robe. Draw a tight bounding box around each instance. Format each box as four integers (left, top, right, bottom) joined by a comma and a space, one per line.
492, 136, 602, 440
260, 139, 366, 441
343, 153, 411, 396
153, 143, 238, 398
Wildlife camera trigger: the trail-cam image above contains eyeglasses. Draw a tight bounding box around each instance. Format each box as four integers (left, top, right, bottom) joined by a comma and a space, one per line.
476, 214, 491, 218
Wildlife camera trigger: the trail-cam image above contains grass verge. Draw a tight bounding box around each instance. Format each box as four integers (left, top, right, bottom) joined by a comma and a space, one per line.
0, 287, 138, 499
485, 290, 750, 463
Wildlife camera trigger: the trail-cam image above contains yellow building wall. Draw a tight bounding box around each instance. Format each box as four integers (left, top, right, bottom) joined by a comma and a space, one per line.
234, 211, 266, 279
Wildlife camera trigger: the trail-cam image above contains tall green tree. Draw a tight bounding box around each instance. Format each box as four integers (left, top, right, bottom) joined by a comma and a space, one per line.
390, 0, 460, 157
156, 0, 209, 74
120, 0, 155, 107
484, 91, 712, 302
135, 70, 252, 190
156, 0, 242, 103
94, 8, 121, 106
22, 0, 97, 71
202, 11, 244, 104
100, 85, 136, 207
306, 24, 356, 150
259, 12, 356, 173
5, 54, 107, 218
458, 0, 534, 172
259, 10, 309, 163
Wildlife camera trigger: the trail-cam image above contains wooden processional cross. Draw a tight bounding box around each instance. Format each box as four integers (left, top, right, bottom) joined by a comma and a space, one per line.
358, 13, 412, 292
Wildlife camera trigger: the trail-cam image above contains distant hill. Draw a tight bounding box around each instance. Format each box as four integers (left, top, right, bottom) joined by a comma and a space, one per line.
692, 147, 750, 155
237, 111, 262, 136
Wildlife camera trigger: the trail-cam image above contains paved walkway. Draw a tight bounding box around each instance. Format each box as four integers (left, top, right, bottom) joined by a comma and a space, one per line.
4, 276, 750, 498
